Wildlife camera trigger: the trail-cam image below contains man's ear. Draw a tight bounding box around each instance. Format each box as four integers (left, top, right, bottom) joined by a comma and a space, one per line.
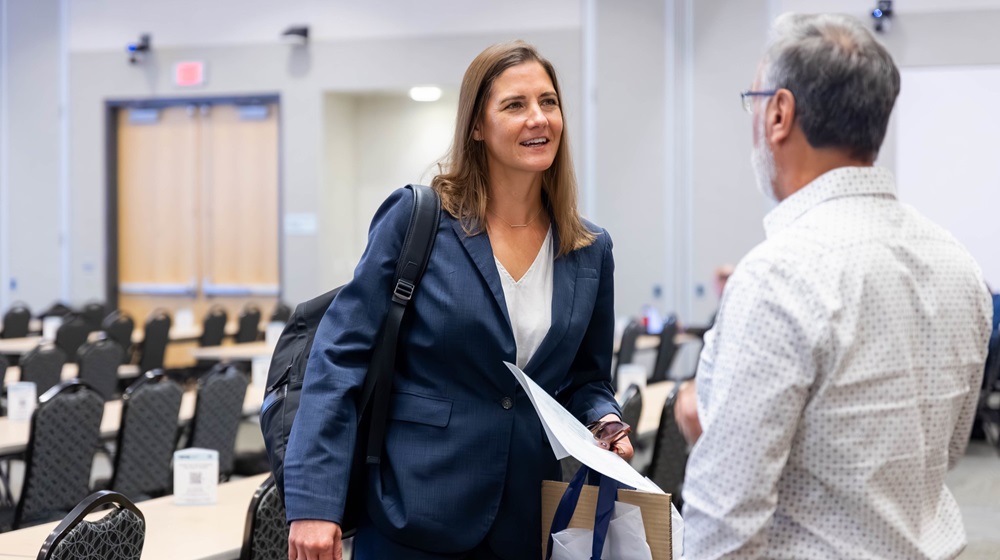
768, 88, 796, 145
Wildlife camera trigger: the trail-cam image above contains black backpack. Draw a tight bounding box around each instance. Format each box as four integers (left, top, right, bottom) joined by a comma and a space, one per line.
259, 184, 440, 535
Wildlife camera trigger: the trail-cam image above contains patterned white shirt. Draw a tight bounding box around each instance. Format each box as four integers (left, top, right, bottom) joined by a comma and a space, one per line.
684, 167, 993, 559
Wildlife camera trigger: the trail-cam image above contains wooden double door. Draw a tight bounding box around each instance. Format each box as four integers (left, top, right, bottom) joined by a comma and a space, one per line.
111, 99, 281, 336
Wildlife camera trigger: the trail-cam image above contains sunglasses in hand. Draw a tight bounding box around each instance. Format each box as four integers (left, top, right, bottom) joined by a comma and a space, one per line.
586, 419, 631, 451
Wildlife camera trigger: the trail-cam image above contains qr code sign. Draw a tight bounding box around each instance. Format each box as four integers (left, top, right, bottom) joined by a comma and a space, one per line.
189, 471, 203, 485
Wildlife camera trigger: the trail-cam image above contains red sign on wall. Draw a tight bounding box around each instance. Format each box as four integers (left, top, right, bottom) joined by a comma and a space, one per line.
174, 61, 206, 87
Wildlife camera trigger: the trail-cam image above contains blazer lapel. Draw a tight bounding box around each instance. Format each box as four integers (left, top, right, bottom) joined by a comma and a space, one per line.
524, 226, 577, 373
450, 220, 512, 331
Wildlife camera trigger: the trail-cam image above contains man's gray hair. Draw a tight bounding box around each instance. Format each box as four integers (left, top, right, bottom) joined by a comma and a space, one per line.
761, 13, 900, 160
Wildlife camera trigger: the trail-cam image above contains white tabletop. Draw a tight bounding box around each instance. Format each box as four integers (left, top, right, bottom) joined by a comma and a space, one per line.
613, 332, 699, 354
0, 473, 270, 560
0, 336, 42, 356
0, 384, 264, 457
615, 380, 675, 437
189, 341, 274, 362
3, 363, 142, 387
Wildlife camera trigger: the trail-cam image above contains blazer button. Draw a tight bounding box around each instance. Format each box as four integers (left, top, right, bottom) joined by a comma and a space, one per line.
501, 396, 513, 410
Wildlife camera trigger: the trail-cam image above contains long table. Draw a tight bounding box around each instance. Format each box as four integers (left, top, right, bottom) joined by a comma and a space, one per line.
3, 363, 142, 387
0, 473, 269, 559
0, 336, 42, 357
0, 384, 264, 457
189, 341, 275, 362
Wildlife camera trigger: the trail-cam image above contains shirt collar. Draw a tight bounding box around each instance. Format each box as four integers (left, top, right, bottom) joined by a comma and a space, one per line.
763, 166, 897, 238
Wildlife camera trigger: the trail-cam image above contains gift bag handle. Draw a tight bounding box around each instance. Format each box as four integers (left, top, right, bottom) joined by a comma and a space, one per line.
546, 465, 619, 560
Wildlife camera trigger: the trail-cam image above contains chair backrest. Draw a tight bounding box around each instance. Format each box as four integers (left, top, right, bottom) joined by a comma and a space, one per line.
38, 301, 73, 320
1, 302, 32, 338
0, 353, 9, 382
55, 314, 93, 364
649, 315, 680, 382
77, 338, 126, 401
102, 310, 135, 360
111, 371, 183, 500
619, 384, 643, 434
80, 301, 108, 330
189, 365, 249, 476
199, 305, 228, 347
269, 301, 292, 324
16, 381, 104, 529
138, 311, 171, 373
239, 477, 289, 560
235, 304, 261, 344
20, 343, 68, 396
646, 385, 688, 508
37, 490, 145, 560
614, 320, 644, 380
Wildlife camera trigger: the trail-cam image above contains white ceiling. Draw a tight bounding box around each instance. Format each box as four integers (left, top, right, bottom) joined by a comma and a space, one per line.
68, 0, 581, 51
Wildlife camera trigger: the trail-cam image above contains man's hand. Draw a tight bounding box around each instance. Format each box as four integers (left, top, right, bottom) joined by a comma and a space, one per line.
674, 380, 702, 445
288, 519, 342, 560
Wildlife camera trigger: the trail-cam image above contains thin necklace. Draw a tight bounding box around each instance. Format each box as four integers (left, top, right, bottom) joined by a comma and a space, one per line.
488, 206, 544, 229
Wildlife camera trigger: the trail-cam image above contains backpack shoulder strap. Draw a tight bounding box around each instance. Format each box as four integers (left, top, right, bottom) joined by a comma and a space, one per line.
362, 185, 440, 465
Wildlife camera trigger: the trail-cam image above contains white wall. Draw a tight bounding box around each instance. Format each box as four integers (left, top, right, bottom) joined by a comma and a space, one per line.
67, 0, 581, 50
0, 0, 65, 312
896, 66, 1000, 285
324, 91, 457, 276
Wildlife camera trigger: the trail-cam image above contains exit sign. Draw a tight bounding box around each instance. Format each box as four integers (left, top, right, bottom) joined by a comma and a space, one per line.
174, 61, 206, 87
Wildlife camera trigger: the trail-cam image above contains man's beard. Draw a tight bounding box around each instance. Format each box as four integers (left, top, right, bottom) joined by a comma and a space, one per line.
750, 116, 777, 202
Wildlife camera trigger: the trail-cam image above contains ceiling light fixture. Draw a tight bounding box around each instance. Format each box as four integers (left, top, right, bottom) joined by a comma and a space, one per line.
409, 86, 442, 102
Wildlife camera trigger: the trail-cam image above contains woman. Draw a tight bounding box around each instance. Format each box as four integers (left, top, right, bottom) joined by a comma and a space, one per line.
285, 40, 631, 560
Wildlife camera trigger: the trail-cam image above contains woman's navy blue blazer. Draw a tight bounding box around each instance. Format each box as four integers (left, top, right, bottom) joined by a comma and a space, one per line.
283, 187, 621, 557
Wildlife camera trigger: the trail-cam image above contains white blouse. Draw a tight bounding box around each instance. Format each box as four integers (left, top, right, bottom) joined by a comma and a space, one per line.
495, 228, 554, 369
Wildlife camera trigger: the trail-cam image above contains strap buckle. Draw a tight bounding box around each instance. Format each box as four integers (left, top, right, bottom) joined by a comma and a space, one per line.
393, 279, 415, 303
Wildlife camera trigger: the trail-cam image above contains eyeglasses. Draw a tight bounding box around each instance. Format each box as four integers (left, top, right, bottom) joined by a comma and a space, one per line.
740, 89, 777, 114
587, 419, 632, 450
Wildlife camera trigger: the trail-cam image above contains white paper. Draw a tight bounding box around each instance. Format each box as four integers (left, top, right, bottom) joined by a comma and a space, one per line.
251, 357, 269, 387
265, 321, 285, 346
7, 382, 37, 421
175, 308, 195, 330
505, 362, 663, 494
173, 448, 219, 505
41, 317, 63, 341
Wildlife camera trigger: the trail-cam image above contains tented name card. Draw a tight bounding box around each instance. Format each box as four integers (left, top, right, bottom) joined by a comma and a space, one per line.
173, 448, 219, 505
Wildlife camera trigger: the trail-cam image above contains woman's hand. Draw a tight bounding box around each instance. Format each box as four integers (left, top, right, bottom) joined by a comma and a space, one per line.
288, 519, 342, 560
598, 412, 635, 461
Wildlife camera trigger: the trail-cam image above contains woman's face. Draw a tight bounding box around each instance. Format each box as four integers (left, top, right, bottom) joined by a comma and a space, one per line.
474, 61, 563, 181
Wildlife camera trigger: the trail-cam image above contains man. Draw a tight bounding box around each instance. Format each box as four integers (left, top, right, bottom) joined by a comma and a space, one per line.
678, 13, 992, 558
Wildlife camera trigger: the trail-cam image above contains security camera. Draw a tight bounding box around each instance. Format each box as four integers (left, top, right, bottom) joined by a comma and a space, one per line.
871, 1, 893, 33
126, 34, 151, 64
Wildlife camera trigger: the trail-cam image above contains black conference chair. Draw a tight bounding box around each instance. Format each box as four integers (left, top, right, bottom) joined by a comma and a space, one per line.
102, 310, 135, 363
619, 384, 643, 439
645, 385, 688, 509
239, 477, 289, 560
613, 319, 644, 384
55, 314, 93, 364
269, 301, 292, 325
107, 371, 183, 501
36, 490, 144, 560
137, 310, 171, 373
80, 301, 108, 330
1, 302, 32, 339
77, 337, 126, 401
0, 381, 104, 531
199, 305, 228, 348
187, 365, 250, 478
38, 302, 73, 321
20, 342, 68, 396
235, 304, 262, 344
649, 315, 680, 383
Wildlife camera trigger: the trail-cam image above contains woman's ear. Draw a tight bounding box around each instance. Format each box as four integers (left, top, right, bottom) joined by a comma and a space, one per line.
472, 124, 483, 141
